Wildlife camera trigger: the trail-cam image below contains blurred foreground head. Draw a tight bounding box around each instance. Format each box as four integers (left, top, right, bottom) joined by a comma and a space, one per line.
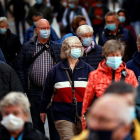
87, 94, 132, 140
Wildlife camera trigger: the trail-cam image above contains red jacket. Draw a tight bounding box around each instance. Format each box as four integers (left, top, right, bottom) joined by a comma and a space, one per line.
82, 60, 138, 129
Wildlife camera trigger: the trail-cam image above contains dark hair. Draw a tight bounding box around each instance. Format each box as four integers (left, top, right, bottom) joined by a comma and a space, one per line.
117, 9, 130, 25
33, 12, 43, 18
71, 15, 86, 32
104, 81, 137, 97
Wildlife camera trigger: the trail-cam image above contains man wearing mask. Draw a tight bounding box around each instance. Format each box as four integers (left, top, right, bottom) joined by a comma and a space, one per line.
26, 0, 53, 26
24, 13, 60, 43
126, 34, 140, 85
15, 19, 60, 140
98, 11, 137, 63
72, 94, 132, 140
62, 0, 91, 33
105, 81, 140, 140
0, 17, 22, 67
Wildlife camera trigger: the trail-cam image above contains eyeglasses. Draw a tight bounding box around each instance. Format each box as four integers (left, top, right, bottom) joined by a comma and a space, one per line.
71, 46, 82, 48
36, 27, 50, 30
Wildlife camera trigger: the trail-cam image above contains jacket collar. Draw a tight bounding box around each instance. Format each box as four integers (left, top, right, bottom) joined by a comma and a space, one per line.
0, 28, 11, 40
97, 59, 127, 73
61, 58, 84, 70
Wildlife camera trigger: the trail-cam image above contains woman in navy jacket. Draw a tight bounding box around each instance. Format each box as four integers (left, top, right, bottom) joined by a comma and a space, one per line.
40, 36, 94, 140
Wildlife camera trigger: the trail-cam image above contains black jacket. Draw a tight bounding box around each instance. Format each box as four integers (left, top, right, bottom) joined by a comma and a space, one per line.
0, 29, 22, 66
82, 45, 103, 69
0, 122, 48, 140
15, 36, 56, 93
98, 25, 138, 62
0, 62, 24, 100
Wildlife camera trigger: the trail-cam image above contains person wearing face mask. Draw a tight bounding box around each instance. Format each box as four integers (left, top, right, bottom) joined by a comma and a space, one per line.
73, 94, 133, 140
0, 92, 48, 140
15, 19, 60, 140
98, 11, 138, 63
88, 0, 109, 38
26, 0, 53, 26
82, 39, 138, 130
117, 9, 136, 40
104, 81, 140, 140
126, 34, 140, 85
77, 25, 103, 69
62, 0, 91, 33
24, 12, 60, 43
0, 17, 22, 67
40, 36, 94, 140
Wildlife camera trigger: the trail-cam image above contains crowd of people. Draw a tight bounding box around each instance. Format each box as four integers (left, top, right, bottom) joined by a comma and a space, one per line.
0, 0, 140, 140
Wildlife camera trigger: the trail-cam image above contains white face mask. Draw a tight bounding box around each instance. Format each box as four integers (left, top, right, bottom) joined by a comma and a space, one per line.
1, 114, 24, 131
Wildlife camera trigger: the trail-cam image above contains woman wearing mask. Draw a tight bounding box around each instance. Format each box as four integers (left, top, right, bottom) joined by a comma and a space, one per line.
77, 25, 103, 69
82, 40, 139, 130
0, 92, 48, 140
40, 36, 94, 140
117, 9, 137, 40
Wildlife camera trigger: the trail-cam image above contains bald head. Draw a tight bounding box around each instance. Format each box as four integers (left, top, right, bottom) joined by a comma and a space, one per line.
36, 19, 50, 28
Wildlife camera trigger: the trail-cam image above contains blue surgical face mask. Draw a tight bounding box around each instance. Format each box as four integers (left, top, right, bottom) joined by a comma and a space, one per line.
118, 16, 126, 23
0, 28, 7, 34
70, 48, 81, 59
106, 24, 117, 31
128, 106, 136, 121
106, 57, 122, 70
39, 30, 51, 39
33, 22, 37, 27
97, 4, 102, 7
36, 0, 42, 4
69, 4, 75, 9
82, 37, 93, 47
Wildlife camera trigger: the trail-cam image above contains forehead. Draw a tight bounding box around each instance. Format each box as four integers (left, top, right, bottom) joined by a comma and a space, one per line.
82, 32, 93, 36
118, 12, 125, 16
0, 21, 7, 26
106, 15, 117, 21
37, 20, 50, 28
2, 105, 22, 112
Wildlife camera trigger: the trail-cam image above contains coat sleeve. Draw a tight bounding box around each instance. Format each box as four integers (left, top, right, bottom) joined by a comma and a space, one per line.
98, 34, 104, 46
0, 48, 6, 63
82, 72, 96, 130
130, 71, 139, 88
10, 66, 24, 92
40, 68, 55, 113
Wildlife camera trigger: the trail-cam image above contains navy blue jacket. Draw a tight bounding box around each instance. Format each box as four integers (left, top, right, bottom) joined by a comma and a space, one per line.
40, 59, 94, 122
82, 45, 103, 69
23, 26, 61, 44
126, 52, 140, 84
0, 48, 6, 63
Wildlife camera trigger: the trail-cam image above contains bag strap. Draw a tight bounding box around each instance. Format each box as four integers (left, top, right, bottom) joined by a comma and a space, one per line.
65, 70, 79, 117
26, 45, 47, 69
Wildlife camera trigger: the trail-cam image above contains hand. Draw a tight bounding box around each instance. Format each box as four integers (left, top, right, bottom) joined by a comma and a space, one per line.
96, 15, 102, 19
40, 113, 47, 123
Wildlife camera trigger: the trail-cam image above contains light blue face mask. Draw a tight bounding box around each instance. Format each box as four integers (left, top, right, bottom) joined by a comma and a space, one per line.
128, 107, 136, 121
33, 22, 37, 27
97, 4, 102, 7
82, 37, 93, 47
0, 28, 7, 34
39, 30, 51, 39
118, 16, 126, 23
69, 4, 74, 9
70, 48, 81, 59
36, 0, 42, 4
106, 57, 122, 70
106, 24, 117, 31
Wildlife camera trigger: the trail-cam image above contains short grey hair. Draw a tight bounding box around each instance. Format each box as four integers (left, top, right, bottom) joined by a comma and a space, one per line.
137, 34, 140, 51
102, 40, 124, 57
0, 92, 30, 114
0, 17, 8, 25
60, 36, 84, 59
105, 11, 118, 20
77, 25, 93, 37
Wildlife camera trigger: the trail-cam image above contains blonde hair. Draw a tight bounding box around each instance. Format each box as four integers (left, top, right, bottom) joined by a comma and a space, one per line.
60, 36, 84, 59
0, 17, 8, 25
102, 40, 124, 57
77, 25, 93, 37
0, 92, 30, 114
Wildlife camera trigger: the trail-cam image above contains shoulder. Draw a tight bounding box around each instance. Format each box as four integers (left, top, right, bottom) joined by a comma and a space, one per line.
94, 44, 103, 51
82, 60, 94, 71
62, 33, 73, 38
0, 62, 14, 73
126, 59, 134, 67
126, 68, 136, 77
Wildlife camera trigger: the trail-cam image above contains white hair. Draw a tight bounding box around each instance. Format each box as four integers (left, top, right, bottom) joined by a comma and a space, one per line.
77, 25, 94, 37
60, 36, 84, 59
0, 92, 30, 114
0, 17, 8, 25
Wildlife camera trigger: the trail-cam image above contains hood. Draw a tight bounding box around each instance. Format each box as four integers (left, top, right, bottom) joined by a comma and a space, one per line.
97, 59, 127, 73
132, 51, 140, 66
